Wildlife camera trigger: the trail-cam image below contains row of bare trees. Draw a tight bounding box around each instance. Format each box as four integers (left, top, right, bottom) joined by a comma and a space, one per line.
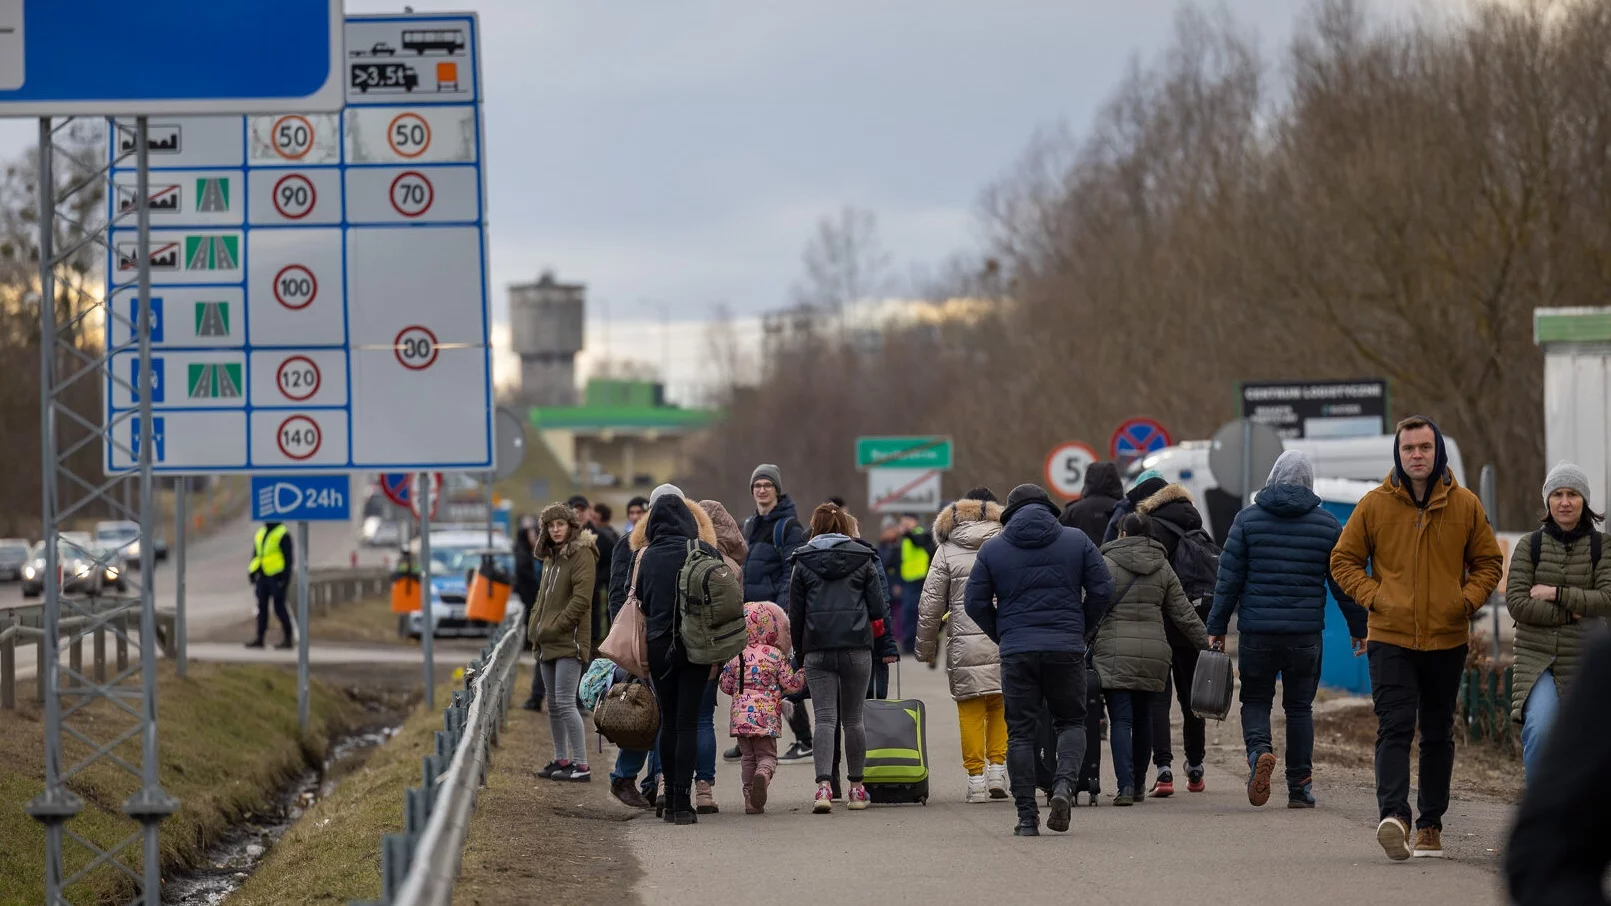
683, 0, 1611, 529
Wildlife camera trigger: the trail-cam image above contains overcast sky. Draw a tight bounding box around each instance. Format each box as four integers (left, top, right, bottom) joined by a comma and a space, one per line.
0, 1, 1465, 393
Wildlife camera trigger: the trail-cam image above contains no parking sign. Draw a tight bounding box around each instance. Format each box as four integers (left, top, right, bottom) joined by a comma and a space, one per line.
1110, 417, 1172, 464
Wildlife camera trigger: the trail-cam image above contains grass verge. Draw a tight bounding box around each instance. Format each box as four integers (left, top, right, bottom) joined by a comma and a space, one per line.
453, 661, 643, 906
308, 595, 412, 647
0, 661, 362, 905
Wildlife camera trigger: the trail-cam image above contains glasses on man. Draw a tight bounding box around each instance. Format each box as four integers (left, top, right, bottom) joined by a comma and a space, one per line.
752, 481, 776, 491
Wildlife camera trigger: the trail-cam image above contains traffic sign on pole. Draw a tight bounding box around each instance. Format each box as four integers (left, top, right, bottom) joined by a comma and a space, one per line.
855, 436, 953, 470
102, 13, 494, 476
0, 1, 344, 116
380, 471, 442, 510
251, 474, 351, 521
1111, 417, 1173, 463
868, 468, 943, 514
1045, 441, 1099, 501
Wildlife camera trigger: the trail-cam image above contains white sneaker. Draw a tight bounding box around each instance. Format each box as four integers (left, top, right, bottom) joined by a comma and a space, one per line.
1377, 816, 1411, 862
986, 763, 1009, 799
966, 774, 989, 803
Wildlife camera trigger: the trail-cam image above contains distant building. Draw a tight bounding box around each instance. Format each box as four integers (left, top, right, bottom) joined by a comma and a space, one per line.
509, 270, 585, 406
532, 378, 719, 493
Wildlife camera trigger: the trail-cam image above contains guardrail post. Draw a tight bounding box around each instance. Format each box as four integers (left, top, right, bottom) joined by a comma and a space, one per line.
2, 629, 15, 710
93, 623, 107, 683
34, 631, 44, 704
116, 612, 129, 673
381, 832, 410, 901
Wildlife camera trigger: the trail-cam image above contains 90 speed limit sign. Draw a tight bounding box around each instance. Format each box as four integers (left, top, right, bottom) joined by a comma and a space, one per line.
1045, 441, 1100, 501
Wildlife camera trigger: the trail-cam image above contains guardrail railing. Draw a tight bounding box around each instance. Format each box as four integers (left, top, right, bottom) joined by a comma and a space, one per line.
355, 609, 522, 906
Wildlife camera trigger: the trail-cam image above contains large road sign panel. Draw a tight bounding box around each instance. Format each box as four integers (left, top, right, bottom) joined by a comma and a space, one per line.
251, 474, 351, 521
0, 1, 343, 115
1110, 416, 1172, 461
855, 436, 953, 470
104, 13, 492, 476
1240, 379, 1388, 440
868, 468, 943, 514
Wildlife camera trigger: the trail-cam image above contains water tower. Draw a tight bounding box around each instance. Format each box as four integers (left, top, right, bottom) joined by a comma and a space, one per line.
509, 270, 585, 406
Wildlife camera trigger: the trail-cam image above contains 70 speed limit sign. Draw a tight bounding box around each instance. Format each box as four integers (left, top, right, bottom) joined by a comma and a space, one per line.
1045, 441, 1100, 501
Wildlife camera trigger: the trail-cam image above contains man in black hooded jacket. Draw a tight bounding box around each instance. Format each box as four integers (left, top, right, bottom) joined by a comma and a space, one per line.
1061, 461, 1125, 544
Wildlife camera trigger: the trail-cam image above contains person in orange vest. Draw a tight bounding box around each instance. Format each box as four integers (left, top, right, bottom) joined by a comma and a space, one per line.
247, 521, 295, 650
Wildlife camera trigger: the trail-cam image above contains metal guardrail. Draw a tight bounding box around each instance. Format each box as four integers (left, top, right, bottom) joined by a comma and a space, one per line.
355, 609, 522, 906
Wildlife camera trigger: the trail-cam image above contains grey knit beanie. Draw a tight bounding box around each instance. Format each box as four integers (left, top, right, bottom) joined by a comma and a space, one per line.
750, 463, 782, 491
649, 483, 684, 505
1543, 462, 1591, 505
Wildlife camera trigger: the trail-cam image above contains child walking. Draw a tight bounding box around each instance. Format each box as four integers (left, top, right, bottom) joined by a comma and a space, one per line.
719, 602, 806, 814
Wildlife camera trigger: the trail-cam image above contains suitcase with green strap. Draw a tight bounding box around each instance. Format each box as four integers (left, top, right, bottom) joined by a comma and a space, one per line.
862, 662, 929, 804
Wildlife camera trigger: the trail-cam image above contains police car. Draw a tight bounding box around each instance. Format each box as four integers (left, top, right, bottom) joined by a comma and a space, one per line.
402, 530, 515, 639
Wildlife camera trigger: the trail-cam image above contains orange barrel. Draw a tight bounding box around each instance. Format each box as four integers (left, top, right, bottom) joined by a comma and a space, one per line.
390, 551, 423, 614
465, 553, 511, 623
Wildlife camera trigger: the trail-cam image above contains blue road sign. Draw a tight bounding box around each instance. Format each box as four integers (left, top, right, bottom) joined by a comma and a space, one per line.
251, 474, 350, 521
129, 357, 165, 404
131, 417, 165, 463
0, 1, 343, 116
1110, 417, 1173, 461
379, 473, 413, 507
123, 297, 165, 343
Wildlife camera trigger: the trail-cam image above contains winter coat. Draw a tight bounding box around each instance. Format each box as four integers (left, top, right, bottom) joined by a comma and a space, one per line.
915, 498, 1004, 701
1061, 462, 1124, 544
632, 495, 720, 644
1506, 523, 1611, 722
607, 529, 634, 621
719, 602, 807, 737
963, 501, 1115, 657
699, 500, 749, 573
1207, 483, 1367, 639
527, 503, 599, 662
513, 526, 540, 599
742, 495, 807, 609
788, 533, 890, 656
1133, 482, 1209, 649
1092, 536, 1211, 692
1331, 469, 1504, 651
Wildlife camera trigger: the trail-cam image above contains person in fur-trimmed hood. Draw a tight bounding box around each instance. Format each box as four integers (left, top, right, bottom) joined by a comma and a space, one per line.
916, 489, 1009, 803
1132, 477, 1211, 798
527, 501, 599, 783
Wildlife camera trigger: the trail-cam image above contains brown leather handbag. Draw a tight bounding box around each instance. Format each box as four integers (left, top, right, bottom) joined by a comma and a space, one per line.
593, 677, 660, 751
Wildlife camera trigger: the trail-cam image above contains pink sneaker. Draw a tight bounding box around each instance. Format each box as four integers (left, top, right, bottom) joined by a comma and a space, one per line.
847, 784, 870, 811
813, 782, 833, 814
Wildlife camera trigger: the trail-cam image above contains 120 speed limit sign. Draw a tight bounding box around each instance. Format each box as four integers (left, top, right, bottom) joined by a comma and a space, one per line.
1045, 441, 1100, 501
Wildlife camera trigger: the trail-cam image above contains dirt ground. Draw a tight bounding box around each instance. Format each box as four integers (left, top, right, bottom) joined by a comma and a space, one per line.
453, 659, 644, 906
200, 595, 415, 646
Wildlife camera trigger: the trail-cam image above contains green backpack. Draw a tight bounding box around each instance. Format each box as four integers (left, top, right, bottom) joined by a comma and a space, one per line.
677, 540, 746, 664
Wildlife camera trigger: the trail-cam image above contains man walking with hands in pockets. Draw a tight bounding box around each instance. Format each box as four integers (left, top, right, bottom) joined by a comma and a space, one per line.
1330, 416, 1502, 861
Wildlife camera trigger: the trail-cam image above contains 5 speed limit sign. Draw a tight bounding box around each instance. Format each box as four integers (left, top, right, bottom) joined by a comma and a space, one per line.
389, 171, 434, 218
394, 325, 439, 370
1045, 441, 1100, 501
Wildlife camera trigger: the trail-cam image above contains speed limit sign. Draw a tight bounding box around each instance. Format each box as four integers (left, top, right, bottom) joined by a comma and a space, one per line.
1045, 441, 1100, 501
394, 325, 439, 370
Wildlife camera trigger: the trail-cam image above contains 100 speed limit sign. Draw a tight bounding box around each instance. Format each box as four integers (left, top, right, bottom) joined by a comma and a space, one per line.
1045, 441, 1100, 501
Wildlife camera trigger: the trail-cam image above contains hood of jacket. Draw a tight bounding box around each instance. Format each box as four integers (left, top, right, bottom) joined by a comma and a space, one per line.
1137, 482, 1194, 517
536, 502, 597, 561
933, 498, 1005, 549
1127, 475, 1168, 507
1000, 501, 1064, 550
1102, 535, 1168, 576
742, 600, 790, 650
699, 499, 749, 564
1392, 416, 1451, 508
1255, 482, 1323, 518
794, 533, 877, 580
632, 495, 717, 551
1082, 462, 1124, 501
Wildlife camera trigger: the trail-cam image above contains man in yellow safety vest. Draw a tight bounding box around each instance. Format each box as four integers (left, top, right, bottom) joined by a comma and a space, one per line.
247, 521, 295, 649
897, 513, 936, 654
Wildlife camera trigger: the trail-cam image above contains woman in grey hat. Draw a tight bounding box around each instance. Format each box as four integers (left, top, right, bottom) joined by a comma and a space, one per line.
1505, 462, 1611, 783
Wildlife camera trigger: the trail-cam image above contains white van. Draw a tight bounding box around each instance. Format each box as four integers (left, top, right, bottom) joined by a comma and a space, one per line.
1124, 434, 1467, 542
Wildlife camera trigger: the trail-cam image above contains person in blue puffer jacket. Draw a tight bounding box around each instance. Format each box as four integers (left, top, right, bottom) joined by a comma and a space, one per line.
1206, 450, 1368, 809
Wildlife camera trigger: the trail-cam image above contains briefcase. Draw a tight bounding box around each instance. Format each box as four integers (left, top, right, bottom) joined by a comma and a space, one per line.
1190, 648, 1235, 720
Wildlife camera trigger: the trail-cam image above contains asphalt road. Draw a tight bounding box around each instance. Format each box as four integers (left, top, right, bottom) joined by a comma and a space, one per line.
624, 660, 1513, 906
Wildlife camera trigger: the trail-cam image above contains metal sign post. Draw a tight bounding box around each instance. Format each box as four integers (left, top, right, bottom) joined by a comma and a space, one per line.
418, 472, 435, 708
297, 521, 311, 732
175, 478, 187, 677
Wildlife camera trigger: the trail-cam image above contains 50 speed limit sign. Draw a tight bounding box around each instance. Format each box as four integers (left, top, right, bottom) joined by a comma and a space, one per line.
1045, 441, 1100, 501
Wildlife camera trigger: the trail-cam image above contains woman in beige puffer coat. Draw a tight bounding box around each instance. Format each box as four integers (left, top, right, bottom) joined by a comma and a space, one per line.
916, 491, 1008, 803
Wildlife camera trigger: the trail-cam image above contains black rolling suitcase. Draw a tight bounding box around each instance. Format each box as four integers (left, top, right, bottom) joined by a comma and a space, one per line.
1076, 664, 1104, 803
1190, 648, 1235, 720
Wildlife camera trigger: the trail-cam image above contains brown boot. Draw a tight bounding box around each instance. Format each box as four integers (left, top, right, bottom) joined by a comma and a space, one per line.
610, 777, 652, 809
695, 779, 719, 814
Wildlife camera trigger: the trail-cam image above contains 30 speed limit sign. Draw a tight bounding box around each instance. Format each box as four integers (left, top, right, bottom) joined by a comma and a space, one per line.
394, 325, 439, 370
1045, 441, 1100, 501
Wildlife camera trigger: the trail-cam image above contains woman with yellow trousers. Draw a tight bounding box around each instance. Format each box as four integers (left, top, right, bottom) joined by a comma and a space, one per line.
916, 488, 1009, 803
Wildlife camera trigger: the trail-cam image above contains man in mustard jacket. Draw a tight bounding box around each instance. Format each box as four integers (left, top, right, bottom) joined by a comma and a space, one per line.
247, 520, 295, 650
1331, 416, 1502, 861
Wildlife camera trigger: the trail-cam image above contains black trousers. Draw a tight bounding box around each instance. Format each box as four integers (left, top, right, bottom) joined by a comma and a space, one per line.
1151, 644, 1205, 768
1368, 641, 1466, 830
650, 638, 706, 814
1001, 651, 1086, 821
254, 576, 292, 642
520, 588, 544, 700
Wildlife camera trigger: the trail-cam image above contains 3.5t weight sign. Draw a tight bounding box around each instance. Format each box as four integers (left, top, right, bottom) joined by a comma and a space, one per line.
275, 356, 321, 401
394, 325, 438, 370
272, 173, 317, 219
277, 415, 322, 461
273, 264, 318, 309
272, 115, 315, 160
389, 171, 433, 217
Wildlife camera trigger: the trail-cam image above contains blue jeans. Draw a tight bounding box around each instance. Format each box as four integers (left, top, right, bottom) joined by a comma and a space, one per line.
1521, 669, 1559, 785
1238, 632, 1323, 790
1105, 689, 1154, 794
697, 677, 717, 783
611, 741, 660, 785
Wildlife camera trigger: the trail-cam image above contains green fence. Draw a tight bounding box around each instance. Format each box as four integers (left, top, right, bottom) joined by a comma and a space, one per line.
1457, 664, 1514, 748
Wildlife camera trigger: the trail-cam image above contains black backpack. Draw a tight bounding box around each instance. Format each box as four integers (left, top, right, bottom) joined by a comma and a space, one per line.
1529, 529, 1603, 570
1153, 516, 1222, 620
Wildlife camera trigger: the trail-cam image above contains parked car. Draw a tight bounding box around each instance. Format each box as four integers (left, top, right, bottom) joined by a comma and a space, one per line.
21, 537, 125, 597
0, 538, 30, 581
402, 533, 514, 639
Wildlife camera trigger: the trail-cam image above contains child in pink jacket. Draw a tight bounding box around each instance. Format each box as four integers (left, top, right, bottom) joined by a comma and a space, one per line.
719, 601, 806, 814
